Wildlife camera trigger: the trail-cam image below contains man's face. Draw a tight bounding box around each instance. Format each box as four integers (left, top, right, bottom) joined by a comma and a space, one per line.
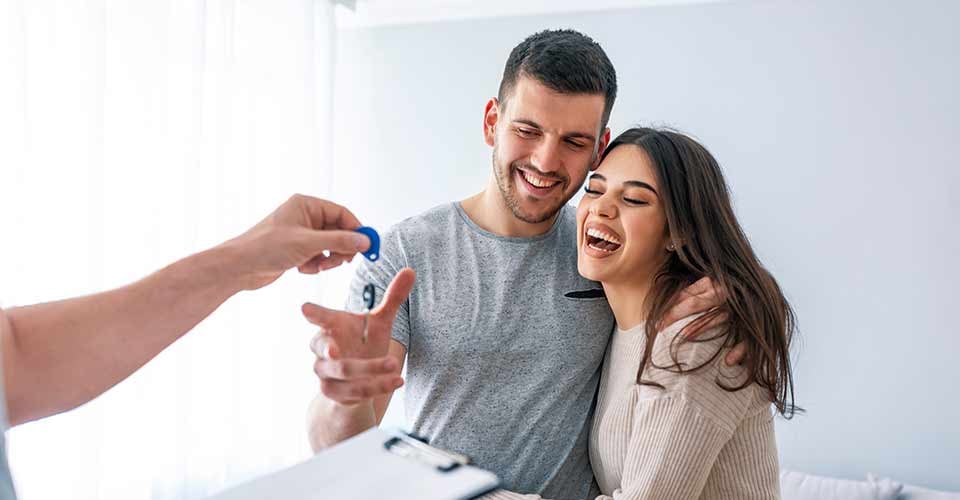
484, 76, 610, 224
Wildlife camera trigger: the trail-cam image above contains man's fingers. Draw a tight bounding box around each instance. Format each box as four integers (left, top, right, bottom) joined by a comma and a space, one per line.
302, 302, 358, 332
309, 331, 338, 359
664, 278, 725, 327
682, 312, 729, 339
373, 268, 417, 320
725, 342, 748, 366
313, 357, 398, 381
684, 276, 713, 297
663, 295, 705, 327
318, 376, 404, 404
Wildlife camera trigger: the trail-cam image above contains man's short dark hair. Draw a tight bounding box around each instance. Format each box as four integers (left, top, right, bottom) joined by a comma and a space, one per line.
498, 29, 618, 129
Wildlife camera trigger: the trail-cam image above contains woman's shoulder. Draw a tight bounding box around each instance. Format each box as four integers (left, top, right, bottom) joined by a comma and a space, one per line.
650, 314, 731, 372
641, 315, 766, 426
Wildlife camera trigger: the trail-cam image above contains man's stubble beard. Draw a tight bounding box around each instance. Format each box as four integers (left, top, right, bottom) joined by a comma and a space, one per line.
491, 146, 592, 224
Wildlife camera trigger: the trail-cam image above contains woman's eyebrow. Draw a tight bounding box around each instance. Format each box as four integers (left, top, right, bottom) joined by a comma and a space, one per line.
624, 180, 658, 195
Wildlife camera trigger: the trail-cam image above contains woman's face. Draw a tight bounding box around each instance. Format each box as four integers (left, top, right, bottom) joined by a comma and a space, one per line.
576, 144, 671, 285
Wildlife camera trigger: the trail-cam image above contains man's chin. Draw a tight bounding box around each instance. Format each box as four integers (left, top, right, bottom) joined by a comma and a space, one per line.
510, 201, 563, 224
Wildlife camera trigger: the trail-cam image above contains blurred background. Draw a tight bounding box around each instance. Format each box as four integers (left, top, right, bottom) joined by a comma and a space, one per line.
1, 0, 957, 499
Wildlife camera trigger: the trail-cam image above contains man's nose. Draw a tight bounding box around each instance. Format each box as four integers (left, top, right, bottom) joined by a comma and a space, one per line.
530, 139, 563, 174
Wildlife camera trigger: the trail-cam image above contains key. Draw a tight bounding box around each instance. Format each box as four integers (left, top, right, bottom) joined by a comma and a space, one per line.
361, 284, 376, 344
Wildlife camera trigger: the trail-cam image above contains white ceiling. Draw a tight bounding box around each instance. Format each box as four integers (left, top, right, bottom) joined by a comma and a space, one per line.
335, 0, 730, 28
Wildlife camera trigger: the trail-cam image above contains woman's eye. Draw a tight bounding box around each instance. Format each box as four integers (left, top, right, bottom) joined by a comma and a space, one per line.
624, 197, 649, 206
584, 187, 602, 196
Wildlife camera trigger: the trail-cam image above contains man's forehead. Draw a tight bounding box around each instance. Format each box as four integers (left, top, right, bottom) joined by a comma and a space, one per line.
505, 77, 605, 135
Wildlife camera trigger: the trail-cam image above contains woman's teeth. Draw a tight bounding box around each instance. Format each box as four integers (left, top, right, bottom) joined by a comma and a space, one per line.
586, 227, 623, 253
586, 228, 621, 245
521, 171, 559, 188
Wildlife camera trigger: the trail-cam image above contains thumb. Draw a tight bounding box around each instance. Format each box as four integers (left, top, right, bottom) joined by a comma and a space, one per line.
373, 268, 416, 320
299, 228, 370, 260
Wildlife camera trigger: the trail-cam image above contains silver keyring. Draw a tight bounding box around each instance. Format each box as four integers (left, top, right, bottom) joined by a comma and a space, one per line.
361, 312, 370, 344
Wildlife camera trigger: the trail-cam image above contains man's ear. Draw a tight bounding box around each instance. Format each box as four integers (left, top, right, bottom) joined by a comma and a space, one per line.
483, 98, 500, 147
591, 127, 612, 171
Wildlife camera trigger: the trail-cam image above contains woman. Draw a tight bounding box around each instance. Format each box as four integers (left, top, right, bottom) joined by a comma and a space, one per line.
492, 127, 798, 500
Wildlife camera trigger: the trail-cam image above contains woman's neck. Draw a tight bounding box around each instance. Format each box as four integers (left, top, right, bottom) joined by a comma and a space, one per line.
602, 276, 655, 332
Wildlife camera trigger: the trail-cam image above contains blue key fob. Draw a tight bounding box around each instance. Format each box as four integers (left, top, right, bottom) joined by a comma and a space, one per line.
362, 284, 377, 309
355, 226, 380, 262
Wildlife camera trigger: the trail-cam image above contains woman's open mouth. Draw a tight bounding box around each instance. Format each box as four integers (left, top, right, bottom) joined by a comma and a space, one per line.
584, 225, 623, 254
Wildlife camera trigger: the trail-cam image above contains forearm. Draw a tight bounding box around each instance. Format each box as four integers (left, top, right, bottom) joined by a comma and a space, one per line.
306, 394, 378, 452
2, 244, 245, 425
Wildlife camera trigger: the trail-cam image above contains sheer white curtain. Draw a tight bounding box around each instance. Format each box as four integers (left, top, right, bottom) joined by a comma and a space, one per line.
0, 1, 343, 499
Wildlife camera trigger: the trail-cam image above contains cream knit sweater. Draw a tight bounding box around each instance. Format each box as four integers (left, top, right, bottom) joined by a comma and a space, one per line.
485, 317, 781, 500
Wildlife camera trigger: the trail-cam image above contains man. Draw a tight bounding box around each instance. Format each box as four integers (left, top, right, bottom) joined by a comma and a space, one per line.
0, 194, 397, 500
305, 30, 732, 498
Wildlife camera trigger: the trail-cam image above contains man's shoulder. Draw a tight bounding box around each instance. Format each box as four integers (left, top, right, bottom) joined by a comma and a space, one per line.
556, 203, 578, 228
386, 202, 459, 238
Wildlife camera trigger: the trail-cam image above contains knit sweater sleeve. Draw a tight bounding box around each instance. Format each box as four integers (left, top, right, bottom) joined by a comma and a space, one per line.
595, 323, 756, 500
480, 323, 758, 500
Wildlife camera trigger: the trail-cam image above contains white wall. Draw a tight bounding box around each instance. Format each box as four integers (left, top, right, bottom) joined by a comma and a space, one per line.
328, 0, 960, 490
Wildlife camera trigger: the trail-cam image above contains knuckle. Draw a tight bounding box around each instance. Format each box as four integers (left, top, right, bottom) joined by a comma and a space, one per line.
310, 336, 324, 355
380, 379, 395, 393
319, 381, 336, 399
329, 361, 347, 379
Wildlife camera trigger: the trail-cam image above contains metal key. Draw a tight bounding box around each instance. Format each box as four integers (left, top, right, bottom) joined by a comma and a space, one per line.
361, 284, 376, 344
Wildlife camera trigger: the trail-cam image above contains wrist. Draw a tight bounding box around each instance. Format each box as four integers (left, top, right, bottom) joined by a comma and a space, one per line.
187, 243, 248, 297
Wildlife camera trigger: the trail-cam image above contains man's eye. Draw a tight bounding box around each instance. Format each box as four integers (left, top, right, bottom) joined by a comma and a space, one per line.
566, 140, 586, 149
517, 128, 537, 137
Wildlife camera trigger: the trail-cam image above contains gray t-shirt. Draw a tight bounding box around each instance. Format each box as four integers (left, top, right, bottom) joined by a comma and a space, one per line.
347, 202, 614, 499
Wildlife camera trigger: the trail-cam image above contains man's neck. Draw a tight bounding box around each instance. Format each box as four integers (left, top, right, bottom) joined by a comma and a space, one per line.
460, 178, 560, 238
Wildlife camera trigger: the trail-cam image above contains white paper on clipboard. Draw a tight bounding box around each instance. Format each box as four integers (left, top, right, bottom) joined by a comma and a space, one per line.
205, 427, 500, 500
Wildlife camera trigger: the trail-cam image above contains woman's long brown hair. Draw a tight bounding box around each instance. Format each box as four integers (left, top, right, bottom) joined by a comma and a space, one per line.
603, 127, 800, 418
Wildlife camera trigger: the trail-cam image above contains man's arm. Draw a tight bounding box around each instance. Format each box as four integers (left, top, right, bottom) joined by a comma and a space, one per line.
0, 194, 383, 427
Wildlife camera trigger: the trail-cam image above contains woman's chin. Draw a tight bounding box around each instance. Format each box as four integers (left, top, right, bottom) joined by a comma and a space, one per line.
578, 258, 612, 283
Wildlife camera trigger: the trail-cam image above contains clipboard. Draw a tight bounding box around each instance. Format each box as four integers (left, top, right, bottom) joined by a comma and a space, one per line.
205, 427, 500, 500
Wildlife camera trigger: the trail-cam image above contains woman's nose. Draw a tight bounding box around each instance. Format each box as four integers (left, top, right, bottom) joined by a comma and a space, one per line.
589, 198, 617, 218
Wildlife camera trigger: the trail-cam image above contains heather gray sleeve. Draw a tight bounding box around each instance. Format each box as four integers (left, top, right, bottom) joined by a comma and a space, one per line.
344, 226, 412, 349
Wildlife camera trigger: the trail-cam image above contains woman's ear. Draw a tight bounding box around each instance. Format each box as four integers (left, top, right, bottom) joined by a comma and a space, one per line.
665, 233, 683, 252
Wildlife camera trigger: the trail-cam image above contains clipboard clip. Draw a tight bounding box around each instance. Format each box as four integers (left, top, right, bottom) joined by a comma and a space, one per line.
383, 432, 471, 472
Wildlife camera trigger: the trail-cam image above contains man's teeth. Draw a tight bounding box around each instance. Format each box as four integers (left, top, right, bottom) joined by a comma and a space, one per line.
521, 171, 559, 188
586, 227, 621, 245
